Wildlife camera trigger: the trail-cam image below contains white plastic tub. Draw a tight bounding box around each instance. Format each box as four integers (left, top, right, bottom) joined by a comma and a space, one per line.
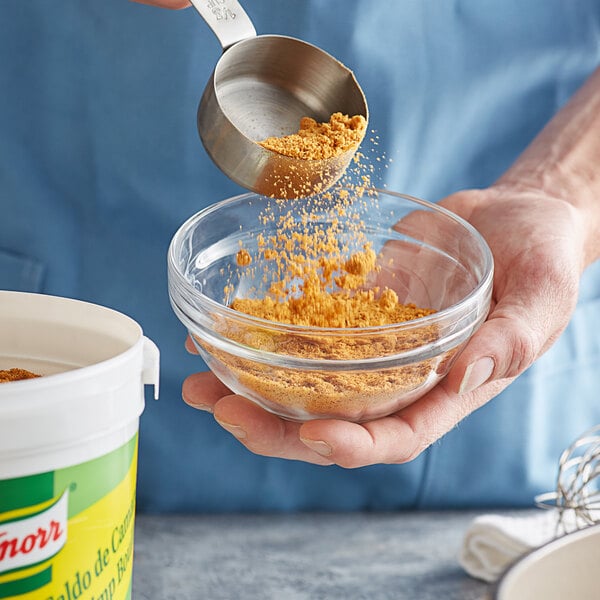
0, 291, 159, 600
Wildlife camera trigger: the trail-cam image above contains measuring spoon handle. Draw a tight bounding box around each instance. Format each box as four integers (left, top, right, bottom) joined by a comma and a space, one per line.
189, 0, 257, 50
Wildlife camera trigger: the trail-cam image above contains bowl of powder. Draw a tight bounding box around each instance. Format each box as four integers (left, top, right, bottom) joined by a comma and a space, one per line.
168, 187, 493, 422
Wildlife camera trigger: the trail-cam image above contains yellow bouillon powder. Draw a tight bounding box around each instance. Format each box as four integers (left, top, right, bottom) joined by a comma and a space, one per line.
235, 116, 433, 328
0, 368, 41, 383
205, 114, 440, 420
259, 113, 367, 160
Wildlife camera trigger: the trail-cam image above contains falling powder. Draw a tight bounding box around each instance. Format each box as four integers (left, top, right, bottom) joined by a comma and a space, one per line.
200, 118, 443, 421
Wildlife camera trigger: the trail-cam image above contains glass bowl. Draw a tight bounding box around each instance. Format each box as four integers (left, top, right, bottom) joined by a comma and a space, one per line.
167, 188, 493, 422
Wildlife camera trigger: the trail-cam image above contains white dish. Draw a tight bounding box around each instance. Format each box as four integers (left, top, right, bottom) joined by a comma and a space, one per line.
493, 524, 600, 600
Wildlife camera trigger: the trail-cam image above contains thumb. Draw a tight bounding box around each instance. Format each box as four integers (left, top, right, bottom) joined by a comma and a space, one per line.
445, 309, 543, 395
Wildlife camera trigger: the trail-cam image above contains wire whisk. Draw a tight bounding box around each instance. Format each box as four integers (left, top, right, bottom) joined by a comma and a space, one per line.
535, 424, 600, 538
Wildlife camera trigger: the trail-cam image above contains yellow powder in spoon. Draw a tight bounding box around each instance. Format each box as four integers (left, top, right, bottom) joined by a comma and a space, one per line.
0, 368, 41, 383
259, 113, 367, 160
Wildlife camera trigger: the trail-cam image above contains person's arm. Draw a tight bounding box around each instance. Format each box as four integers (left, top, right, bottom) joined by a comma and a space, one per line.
443, 65, 600, 397
497, 65, 600, 269
183, 68, 600, 467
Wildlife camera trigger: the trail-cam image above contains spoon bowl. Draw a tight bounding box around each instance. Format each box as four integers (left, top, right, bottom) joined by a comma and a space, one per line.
191, 1, 368, 197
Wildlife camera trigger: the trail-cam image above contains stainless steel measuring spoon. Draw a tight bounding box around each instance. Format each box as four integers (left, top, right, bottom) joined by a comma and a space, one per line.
190, 0, 369, 198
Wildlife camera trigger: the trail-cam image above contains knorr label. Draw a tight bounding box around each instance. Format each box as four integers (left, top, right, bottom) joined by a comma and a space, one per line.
0, 435, 138, 600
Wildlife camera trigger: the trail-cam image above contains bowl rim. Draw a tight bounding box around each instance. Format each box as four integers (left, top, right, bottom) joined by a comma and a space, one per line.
167, 187, 494, 335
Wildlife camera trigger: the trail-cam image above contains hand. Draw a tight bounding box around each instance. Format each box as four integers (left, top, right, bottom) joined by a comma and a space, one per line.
182, 182, 587, 467
183, 66, 600, 466
130, 0, 190, 9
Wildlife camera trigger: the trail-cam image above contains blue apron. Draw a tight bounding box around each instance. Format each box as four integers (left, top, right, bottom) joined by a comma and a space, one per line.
1, 0, 599, 512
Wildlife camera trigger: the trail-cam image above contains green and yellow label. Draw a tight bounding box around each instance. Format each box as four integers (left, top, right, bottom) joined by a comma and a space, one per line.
0, 435, 138, 600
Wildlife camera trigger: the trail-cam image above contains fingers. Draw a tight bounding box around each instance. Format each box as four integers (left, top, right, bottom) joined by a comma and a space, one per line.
181, 368, 503, 468
213, 396, 334, 465
444, 313, 539, 395
184, 315, 552, 469
181, 371, 333, 464
445, 253, 577, 396
182, 371, 230, 412
298, 416, 419, 467
211, 373, 511, 469
180, 305, 533, 467
296, 376, 512, 468
180, 367, 512, 468
185, 335, 198, 354
129, 0, 190, 8
292, 300, 540, 468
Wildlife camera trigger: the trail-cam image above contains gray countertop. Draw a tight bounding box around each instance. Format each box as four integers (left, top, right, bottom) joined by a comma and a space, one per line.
132, 510, 504, 599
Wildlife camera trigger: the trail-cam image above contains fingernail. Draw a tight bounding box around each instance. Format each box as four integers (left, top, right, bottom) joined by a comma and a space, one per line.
459, 357, 495, 394
301, 438, 332, 457
182, 392, 213, 413
192, 403, 214, 413
215, 419, 247, 440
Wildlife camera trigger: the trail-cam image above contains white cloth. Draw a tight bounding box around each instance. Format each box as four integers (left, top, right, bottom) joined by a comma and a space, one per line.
459, 510, 565, 583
